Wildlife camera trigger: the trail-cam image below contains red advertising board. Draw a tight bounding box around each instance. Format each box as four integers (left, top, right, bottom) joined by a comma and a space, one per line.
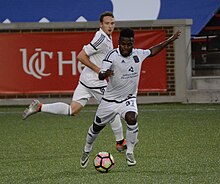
0, 30, 166, 94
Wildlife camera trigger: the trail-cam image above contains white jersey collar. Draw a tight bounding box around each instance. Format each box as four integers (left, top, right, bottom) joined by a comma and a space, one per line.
116, 48, 134, 57
99, 28, 112, 41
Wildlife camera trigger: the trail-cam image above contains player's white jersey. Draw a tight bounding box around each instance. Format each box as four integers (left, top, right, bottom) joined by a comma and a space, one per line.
101, 48, 151, 102
79, 28, 113, 88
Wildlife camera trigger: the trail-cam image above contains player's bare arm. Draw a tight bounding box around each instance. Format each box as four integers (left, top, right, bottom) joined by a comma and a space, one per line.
98, 69, 114, 80
77, 50, 100, 74
149, 30, 181, 56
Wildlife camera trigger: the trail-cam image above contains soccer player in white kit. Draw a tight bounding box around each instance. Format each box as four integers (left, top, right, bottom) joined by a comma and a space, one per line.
80, 28, 181, 167
22, 12, 126, 152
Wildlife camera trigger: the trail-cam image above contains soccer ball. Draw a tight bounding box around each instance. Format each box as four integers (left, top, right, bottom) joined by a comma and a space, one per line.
93, 151, 115, 173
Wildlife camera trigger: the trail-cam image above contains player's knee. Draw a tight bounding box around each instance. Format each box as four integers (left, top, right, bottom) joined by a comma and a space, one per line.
69, 106, 79, 116
71, 110, 79, 116
92, 122, 105, 133
125, 111, 137, 125
70, 102, 83, 116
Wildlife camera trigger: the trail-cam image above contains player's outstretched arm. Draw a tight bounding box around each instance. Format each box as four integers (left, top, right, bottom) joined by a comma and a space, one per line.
149, 30, 181, 57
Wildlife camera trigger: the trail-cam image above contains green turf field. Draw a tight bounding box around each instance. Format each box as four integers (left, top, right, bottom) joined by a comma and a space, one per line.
0, 104, 219, 184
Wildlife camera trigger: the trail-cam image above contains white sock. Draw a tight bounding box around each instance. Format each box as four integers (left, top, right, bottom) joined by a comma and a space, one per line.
41, 102, 72, 115
110, 114, 124, 142
126, 123, 138, 153
84, 124, 99, 153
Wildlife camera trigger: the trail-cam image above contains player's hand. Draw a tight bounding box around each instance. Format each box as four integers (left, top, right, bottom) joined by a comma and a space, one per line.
105, 69, 114, 77
98, 69, 114, 80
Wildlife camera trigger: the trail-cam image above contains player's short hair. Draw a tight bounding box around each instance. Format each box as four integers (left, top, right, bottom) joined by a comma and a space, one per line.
119, 28, 134, 39
99, 11, 114, 22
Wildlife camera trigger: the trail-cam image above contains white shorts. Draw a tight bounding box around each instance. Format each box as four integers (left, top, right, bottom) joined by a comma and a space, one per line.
94, 97, 138, 126
72, 82, 106, 106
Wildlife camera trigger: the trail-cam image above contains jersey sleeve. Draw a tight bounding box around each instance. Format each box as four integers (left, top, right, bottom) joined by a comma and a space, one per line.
100, 50, 115, 72
144, 49, 151, 57
135, 49, 151, 62
83, 31, 105, 56
100, 59, 112, 72
134, 49, 151, 62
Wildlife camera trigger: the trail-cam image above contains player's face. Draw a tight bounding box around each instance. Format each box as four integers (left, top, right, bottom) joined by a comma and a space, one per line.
119, 37, 134, 57
100, 16, 115, 36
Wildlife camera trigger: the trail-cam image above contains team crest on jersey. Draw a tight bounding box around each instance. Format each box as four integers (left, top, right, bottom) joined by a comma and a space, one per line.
133, 56, 139, 63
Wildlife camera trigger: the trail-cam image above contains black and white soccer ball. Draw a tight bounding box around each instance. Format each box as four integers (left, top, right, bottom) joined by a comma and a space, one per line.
93, 151, 115, 173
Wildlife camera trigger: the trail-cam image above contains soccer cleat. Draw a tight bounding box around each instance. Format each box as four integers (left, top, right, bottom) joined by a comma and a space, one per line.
22, 100, 42, 120
126, 152, 136, 166
80, 151, 90, 168
116, 139, 127, 152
